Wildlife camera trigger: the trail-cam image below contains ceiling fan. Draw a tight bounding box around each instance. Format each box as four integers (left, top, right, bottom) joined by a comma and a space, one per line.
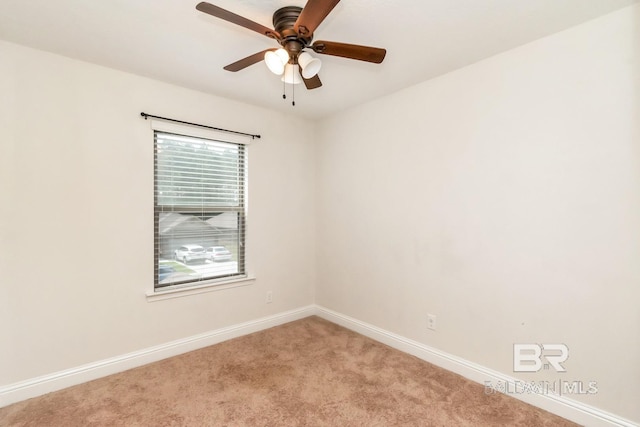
196, 0, 387, 90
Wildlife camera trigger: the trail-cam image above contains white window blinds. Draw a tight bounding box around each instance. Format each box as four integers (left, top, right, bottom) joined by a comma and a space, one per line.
154, 128, 247, 289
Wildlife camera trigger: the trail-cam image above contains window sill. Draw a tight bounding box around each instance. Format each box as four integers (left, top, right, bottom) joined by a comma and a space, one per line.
146, 276, 255, 302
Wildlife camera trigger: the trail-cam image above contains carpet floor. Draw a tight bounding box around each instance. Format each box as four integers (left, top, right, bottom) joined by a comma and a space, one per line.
0, 316, 579, 426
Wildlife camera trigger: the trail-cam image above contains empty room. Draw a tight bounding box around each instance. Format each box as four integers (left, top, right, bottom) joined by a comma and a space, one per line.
1, 0, 638, 425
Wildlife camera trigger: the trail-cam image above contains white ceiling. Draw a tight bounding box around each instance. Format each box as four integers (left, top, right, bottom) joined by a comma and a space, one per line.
1, 0, 637, 119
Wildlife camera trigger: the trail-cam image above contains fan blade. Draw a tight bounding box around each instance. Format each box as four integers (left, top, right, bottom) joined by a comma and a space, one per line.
196, 2, 280, 39
224, 49, 276, 72
299, 65, 322, 89
312, 40, 386, 63
294, 0, 340, 37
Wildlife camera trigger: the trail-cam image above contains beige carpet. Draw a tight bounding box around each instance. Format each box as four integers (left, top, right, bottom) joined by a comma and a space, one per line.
1, 316, 579, 426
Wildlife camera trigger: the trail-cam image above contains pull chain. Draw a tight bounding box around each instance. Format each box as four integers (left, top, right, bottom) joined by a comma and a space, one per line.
279, 65, 297, 107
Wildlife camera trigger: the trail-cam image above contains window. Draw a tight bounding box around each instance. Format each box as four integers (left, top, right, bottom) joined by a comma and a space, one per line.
153, 124, 247, 290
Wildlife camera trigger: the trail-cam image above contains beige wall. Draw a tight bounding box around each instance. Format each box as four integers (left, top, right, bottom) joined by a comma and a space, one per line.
316, 5, 639, 422
0, 40, 316, 383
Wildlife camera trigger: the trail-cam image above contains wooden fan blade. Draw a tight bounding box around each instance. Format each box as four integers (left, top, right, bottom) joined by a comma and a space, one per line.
224, 49, 276, 72
299, 65, 322, 89
312, 40, 386, 63
196, 2, 280, 39
294, 0, 340, 37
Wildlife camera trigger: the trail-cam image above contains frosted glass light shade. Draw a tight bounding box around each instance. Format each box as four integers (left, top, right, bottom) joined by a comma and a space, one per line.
264, 48, 289, 75
281, 63, 303, 84
298, 51, 322, 79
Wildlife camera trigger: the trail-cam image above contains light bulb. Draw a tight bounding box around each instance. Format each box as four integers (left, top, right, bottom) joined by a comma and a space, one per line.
281, 63, 302, 85
298, 52, 322, 79
264, 48, 289, 75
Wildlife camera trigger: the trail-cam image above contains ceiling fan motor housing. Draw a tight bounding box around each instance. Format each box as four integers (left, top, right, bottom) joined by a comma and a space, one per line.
273, 6, 312, 62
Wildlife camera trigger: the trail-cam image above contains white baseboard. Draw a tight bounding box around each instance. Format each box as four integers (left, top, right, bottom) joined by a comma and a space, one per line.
315, 305, 638, 427
2, 304, 637, 427
0, 305, 315, 408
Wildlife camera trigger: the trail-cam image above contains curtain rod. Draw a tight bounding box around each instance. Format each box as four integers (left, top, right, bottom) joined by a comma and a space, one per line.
140, 112, 260, 139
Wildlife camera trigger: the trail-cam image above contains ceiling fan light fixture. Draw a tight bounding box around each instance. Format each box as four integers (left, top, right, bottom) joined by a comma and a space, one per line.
264, 48, 289, 75
298, 51, 322, 79
281, 63, 303, 85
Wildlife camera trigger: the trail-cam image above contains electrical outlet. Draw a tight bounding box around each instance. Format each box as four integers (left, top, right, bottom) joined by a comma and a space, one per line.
266, 291, 273, 304
427, 313, 437, 331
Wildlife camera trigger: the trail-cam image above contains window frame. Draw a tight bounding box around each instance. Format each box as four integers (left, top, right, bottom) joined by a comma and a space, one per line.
147, 119, 254, 300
